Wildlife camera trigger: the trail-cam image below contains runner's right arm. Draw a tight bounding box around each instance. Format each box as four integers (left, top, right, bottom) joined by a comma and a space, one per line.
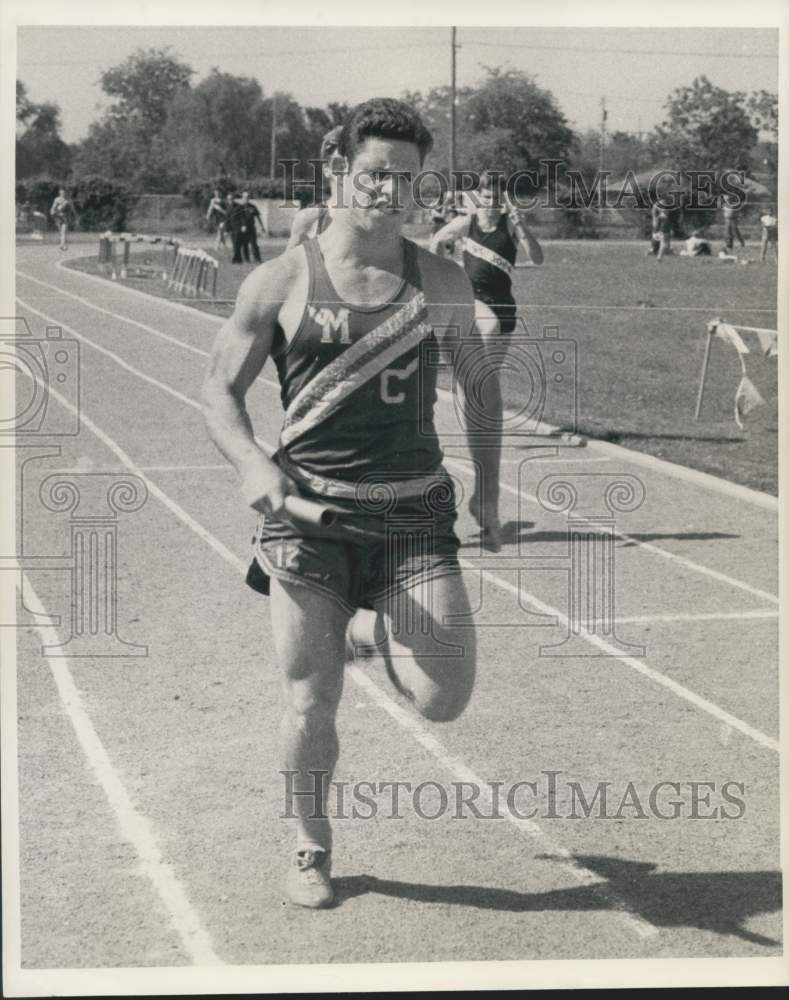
287, 207, 321, 249
428, 214, 470, 255
202, 254, 303, 516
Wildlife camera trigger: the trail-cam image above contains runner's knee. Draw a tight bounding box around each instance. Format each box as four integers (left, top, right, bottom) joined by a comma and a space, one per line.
413, 678, 473, 722
285, 676, 342, 729
404, 634, 476, 723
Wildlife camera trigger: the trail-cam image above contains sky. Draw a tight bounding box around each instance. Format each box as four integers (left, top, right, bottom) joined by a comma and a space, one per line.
16, 25, 779, 144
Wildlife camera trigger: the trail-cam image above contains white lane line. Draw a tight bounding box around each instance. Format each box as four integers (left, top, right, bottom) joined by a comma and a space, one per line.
29, 264, 782, 512
17, 269, 213, 358
18, 285, 780, 607
17, 572, 223, 965
16, 297, 779, 758
18, 377, 657, 943
51, 465, 233, 473
444, 456, 780, 607
467, 568, 779, 755
499, 455, 610, 465
347, 667, 657, 940
610, 610, 779, 625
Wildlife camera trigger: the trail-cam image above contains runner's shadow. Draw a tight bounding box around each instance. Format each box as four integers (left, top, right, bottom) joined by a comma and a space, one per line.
459, 528, 739, 548
333, 856, 781, 947
459, 521, 535, 548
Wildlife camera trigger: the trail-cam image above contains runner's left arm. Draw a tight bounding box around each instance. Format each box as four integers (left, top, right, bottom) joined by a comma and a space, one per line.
505, 199, 543, 265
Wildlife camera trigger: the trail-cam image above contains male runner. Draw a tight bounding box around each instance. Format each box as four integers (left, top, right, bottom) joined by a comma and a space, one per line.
50, 187, 75, 250
429, 175, 543, 547
287, 126, 344, 249
203, 98, 498, 908
206, 188, 227, 249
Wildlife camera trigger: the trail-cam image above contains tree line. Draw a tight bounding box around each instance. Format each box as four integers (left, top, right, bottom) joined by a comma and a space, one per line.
16, 46, 777, 228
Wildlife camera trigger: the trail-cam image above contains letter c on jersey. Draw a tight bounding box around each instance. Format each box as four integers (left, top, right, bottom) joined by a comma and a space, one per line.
380, 357, 419, 403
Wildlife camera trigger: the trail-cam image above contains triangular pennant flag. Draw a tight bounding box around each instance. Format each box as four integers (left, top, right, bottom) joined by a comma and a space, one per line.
734, 375, 765, 429
753, 328, 778, 357
715, 322, 750, 354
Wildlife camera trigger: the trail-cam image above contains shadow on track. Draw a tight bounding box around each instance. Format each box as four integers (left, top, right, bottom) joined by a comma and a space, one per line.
459, 522, 739, 548
333, 856, 781, 947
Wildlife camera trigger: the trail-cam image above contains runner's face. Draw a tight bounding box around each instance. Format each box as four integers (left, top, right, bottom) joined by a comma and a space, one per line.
477, 188, 502, 224
345, 137, 421, 229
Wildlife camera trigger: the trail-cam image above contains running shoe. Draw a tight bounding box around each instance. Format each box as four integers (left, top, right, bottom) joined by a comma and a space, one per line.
285, 848, 334, 908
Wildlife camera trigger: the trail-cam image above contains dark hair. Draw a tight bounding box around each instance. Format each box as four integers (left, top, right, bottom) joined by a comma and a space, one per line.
338, 98, 433, 166
320, 125, 343, 160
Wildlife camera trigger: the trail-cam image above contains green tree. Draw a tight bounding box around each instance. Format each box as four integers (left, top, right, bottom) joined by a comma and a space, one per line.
405, 68, 575, 190
571, 128, 656, 183
747, 90, 778, 140
100, 47, 194, 134
165, 70, 268, 177
650, 76, 758, 173
72, 48, 193, 189
16, 81, 71, 179
304, 101, 351, 136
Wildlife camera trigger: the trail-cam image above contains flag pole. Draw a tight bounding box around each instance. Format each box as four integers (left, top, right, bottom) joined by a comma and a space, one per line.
450, 27, 457, 195
694, 321, 717, 419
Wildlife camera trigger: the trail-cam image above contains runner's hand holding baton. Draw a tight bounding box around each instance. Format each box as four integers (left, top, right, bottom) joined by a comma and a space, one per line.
242, 455, 336, 527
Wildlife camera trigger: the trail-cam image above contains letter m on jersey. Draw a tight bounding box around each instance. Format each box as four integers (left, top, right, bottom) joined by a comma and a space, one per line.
308, 305, 351, 344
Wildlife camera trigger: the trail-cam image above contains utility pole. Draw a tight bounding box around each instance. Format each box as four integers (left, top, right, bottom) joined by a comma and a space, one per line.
450, 27, 457, 196
270, 93, 277, 180
598, 96, 607, 216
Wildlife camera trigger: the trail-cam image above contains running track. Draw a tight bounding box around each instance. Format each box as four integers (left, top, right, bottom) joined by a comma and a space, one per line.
6, 241, 784, 988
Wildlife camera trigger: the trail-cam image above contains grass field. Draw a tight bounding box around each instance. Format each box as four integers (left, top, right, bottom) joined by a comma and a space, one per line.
66, 235, 779, 494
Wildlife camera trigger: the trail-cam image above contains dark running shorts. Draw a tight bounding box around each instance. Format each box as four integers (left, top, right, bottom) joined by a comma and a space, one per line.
246, 479, 462, 615
475, 293, 517, 334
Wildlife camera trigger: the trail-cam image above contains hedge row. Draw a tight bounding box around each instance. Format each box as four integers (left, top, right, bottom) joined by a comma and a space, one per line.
16, 176, 137, 231
17, 174, 330, 233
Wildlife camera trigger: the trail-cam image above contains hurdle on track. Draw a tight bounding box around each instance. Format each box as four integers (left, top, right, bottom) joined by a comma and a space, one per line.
98, 232, 178, 281
168, 245, 219, 298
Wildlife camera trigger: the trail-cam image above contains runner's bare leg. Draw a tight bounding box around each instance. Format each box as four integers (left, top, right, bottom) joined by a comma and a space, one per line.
466, 301, 502, 549
270, 578, 349, 851
368, 572, 476, 722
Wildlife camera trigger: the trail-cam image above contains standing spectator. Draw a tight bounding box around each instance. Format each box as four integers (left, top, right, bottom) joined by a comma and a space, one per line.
17, 198, 32, 232
647, 202, 662, 255
759, 207, 778, 261
239, 191, 263, 263
722, 195, 746, 253
206, 188, 227, 249
653, 205, 672, 261
50, 186, 76, 250
225, 192, 247, 265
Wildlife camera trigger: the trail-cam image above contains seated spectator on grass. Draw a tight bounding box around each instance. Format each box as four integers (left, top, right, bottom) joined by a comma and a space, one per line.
680, 230, 712, 257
